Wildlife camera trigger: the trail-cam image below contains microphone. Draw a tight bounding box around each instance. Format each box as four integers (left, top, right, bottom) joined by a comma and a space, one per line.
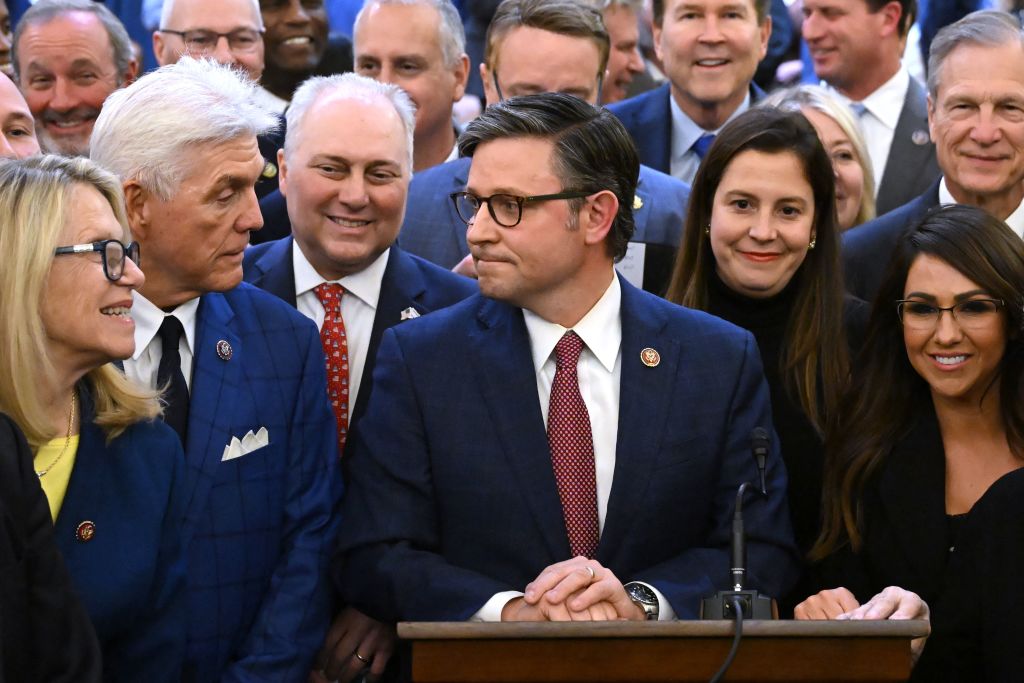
700, 428, 777, 621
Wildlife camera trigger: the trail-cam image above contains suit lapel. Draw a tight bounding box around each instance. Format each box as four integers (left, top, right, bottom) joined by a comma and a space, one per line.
351, 247, 428, 425
633, 85, 673, 175
250, 237, 298, 307
54, 387, 106, 538
182, 293, 245, 533
877, 407, 948, 595
878, 78, 934, 211
599, 279, 678, 556
469, 299, 571, 561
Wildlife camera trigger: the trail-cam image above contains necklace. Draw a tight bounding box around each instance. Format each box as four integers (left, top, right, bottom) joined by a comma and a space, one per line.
35, 392, 77, 478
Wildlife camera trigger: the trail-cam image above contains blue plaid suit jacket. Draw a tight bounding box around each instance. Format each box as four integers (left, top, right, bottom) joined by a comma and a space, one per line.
181, 283, 343, 682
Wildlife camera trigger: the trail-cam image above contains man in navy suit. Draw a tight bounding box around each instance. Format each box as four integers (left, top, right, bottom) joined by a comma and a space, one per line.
843, 11, 1024, 302
90, 58, 343, 682
337, 93, 799, 625
607, 0, 770, 183
802, 0, 940, 215
243, 72, 476, 682
400, 0, 691, 296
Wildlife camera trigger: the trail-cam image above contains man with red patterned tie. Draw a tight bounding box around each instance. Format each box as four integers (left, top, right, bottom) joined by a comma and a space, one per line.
241, 71, 474, 682
335, 92, 798, 628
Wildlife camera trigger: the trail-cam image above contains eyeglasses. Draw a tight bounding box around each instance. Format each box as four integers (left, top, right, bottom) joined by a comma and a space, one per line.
159, 28, 263, 54
896, 298, 1005, 331
450, 190, 594, 228
54, 239, 141, 282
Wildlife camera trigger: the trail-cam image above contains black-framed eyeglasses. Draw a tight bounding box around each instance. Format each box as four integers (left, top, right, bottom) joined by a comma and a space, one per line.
896, 298, 1005, 331
492, 70, 604, 107
450, 190, 594, 228
54, 239, 141, 282
159, 28, 263, 53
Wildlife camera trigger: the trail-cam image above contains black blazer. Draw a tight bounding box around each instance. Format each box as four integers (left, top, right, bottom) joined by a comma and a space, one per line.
815, 406, 950, 605
913, 468, 1024, 682
0, 413, 101, 683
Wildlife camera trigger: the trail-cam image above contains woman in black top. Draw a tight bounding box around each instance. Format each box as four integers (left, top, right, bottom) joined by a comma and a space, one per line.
798, 206, 1024, 677
666, 108, 859, 571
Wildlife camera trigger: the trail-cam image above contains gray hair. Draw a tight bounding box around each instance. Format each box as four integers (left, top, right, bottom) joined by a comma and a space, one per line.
13, 0, 135, 83
90, 57, 278, 200
159, 0, 264, 30
927, 10, 1024, 99
590, 0, 644, 13
355, 0, 466, 69
285, 73, 416, 169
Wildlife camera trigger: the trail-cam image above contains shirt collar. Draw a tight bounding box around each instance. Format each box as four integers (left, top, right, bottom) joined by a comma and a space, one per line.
828, 66, 909, 130
523, 274, 621, 374
292, 240, 390, 309
131, 293, 200, 359
670, 90, 751, 163
940, 177, 1024, 240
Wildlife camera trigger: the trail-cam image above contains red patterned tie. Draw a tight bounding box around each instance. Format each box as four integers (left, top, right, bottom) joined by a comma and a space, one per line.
547, 331, 600, 559
314, 283, 349, 456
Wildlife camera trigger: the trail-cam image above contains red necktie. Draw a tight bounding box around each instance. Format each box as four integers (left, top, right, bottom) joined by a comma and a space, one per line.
314, 283, 349, 456
547, 331, 600, 559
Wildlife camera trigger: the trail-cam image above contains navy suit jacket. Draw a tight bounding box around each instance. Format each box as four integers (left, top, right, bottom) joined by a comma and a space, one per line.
842, 179, 940, 303
181, 284, 344, 682
608, 83, 765, 175
399, 157, 690, 294
56, 386, 187, 683
336, 277, 800, 621
874, 78, 940, 216
0, 413, 102, 683
242, 238, 477, 435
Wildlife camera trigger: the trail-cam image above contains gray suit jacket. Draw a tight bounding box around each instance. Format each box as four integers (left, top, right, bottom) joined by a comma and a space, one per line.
875, 77, 941, 216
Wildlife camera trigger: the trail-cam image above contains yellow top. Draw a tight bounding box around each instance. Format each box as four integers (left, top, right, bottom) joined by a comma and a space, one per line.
34, 435, 80, 522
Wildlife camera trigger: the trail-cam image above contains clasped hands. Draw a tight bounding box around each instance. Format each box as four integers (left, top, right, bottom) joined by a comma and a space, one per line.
501, 556, 646, 622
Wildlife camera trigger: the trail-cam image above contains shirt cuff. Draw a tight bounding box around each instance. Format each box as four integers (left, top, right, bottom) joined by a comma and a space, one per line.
636, 581, 677, 621
470, 591, 525, 622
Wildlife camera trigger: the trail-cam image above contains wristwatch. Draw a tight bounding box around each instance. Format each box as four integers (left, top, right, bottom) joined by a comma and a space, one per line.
624, 582, 659, 621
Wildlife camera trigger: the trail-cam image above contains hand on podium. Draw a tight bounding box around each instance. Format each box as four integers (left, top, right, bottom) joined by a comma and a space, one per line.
501, 557, 645, 622
795, 586, 930, 662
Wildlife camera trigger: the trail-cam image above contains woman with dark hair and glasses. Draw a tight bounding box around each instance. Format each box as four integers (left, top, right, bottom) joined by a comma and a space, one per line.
797, 205, 1024, 673
0, 155, 186, 682
665, 108, 862, 586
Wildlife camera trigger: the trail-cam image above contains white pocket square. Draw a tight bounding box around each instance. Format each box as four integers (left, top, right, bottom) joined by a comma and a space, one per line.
221, 427, 269, 461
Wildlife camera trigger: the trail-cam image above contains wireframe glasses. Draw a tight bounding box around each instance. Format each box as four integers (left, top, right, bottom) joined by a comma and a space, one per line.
54, 239, 141, 282
896, 298, 1005, 331
160, 28, 263, 53
450, 190, 595, 228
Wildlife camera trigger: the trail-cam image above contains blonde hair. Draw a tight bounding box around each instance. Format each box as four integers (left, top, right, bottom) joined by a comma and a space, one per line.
761, 84, 877, 229
0, 155, 160, 447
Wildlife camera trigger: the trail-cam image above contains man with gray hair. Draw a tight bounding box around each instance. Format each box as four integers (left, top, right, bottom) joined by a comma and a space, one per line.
90, 57, 343, 682
242, 71, 475, 682
844, 10, 1024, 301
12, 0, 137, 156
353, 0, 469, 171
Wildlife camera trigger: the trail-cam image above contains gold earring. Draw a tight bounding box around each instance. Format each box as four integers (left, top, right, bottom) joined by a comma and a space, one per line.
808, 237, 816, 250
705, 225, 711, 236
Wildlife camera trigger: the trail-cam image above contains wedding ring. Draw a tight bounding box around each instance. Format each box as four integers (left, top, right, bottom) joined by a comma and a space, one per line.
354, 652, 370, 665
585, 566, 596, 581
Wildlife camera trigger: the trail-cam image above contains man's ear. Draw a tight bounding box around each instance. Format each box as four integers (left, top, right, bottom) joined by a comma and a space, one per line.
277, 148, 289, 198
452, 53, 470, 102
123, 179, 153, 240
582, 190, 619, 247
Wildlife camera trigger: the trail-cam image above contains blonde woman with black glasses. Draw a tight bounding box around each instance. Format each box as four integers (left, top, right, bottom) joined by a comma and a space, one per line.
0, 155, 186, 683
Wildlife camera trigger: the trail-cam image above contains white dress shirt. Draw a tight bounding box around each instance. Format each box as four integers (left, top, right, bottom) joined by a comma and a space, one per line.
125, 295, 201, 392
669, 92, 751, 184
829, 66, 910, 195
938, 178, 1024, 239
473, 276, 675, 622
293, 243, 390, 424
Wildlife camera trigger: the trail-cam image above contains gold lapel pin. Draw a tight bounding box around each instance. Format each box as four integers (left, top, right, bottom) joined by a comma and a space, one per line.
633, 195, 644, 210
640, 347, 660, 367
216, 340, 233, 361
76, 520, 96, 542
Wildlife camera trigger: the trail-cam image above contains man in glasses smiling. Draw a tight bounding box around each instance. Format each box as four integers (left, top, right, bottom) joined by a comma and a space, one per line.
154, 0, 265, 83
336, 92, 798, 626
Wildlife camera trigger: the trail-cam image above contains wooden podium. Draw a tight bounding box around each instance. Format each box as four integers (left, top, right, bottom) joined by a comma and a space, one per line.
398, 620, 929, 683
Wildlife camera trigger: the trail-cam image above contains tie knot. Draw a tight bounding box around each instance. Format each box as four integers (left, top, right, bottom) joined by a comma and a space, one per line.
157, 315, 184, 347
314, 282, 344, 313
692, 133, 716, 159
554, 331, 584, 369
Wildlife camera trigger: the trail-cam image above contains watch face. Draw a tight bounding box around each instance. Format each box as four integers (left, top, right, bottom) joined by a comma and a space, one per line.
627, 583, 657, 605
